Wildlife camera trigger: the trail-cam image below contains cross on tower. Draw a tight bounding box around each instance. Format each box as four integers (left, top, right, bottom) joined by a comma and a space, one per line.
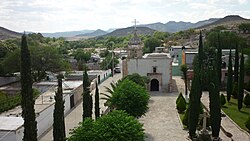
132, 19, 139, 30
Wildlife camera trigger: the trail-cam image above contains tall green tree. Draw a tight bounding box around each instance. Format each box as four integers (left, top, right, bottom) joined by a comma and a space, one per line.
217, 33, 222, 86
246, 57, 250, 75
238, 48, 245, 111
227, 48, 233, 102
188, 69, 201, 138
208, 64, 221, 138
82, 67, 93, 120
198, 31, 203, 70
95, 81, 100, 120
53, 74, 66, 141
189, 31, 203, 139
234, 43, 239, 83
20, 34, 37, 141
144, 37, 161, 53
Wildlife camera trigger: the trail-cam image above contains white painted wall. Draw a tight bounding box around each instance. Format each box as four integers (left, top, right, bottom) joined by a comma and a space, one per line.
36, 104, 54, 137
0, 126, 23, 141
127, 58, 171, 91
15, 127, 24, 141
64, 94, 71, 115
0, 131, 16, 141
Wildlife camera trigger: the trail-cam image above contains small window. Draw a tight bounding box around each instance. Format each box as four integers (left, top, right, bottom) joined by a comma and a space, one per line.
153, 67, 157, 73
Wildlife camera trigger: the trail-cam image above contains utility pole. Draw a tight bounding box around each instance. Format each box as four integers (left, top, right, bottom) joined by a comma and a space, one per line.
112, 44, 114, 77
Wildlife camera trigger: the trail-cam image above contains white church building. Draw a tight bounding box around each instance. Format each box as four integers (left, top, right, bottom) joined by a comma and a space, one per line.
122, 27, 172, 92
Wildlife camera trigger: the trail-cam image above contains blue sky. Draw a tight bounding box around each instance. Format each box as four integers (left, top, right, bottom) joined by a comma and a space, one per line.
0, 0, 250, 33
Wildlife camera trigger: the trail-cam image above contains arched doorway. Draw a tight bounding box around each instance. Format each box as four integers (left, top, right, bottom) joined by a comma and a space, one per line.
150, 79, 159, 91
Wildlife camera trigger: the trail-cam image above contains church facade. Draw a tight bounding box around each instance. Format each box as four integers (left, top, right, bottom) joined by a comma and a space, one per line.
122, 27, 172, 92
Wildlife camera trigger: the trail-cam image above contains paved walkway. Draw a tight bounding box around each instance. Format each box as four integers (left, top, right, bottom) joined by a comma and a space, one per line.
201, 92, 250, 141
139, 92, 188, 141
39, 73, 122, 141
139, 77, 188, 141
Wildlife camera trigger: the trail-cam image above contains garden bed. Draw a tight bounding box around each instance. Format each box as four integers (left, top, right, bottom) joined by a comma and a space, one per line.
222, 98, 250, 132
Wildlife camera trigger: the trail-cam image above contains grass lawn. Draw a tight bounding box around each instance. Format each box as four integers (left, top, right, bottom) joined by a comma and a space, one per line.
222, 98, 250, 132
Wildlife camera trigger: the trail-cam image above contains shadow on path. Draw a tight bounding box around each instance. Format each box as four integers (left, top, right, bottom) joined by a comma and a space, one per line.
145, 133, 154, 141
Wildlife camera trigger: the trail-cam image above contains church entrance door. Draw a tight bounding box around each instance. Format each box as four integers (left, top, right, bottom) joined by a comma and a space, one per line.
150, 79, 159, 91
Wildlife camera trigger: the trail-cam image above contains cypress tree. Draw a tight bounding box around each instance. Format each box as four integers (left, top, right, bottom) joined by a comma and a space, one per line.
217, 33, 222, 86
20, 34, 37, 141
188, 31, 203, 139
198, 31, 203, 70
234, 43, 239, 83
238, 48, 245, 111
188, 71, 201, 138
53, 74, 66, 141
208, 65, 221, 138
95, 81, 100, 119
227, 48, 233, 102
82, 67, 93, 120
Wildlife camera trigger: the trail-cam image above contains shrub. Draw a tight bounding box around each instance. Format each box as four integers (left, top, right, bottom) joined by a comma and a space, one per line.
0, 89, 39, 113
244, 94, 250, 107
245, 116, 250, 131
177, 96, 186, 113
176, 92, 185, 105
122, 73, 149, 88
232, 82, 238, 99
69, 110, 145, 141
220, 94, 226, 106
110, 79, 150, 118
182, 106, 189, 127
182, 104, 203, 128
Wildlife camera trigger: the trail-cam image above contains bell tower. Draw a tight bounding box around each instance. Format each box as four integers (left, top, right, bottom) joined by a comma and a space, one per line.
127, 19, 143, 59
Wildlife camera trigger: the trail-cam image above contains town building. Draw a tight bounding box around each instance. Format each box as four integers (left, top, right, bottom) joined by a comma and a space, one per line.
0, 70, 111, 141
122, 25, 172, 92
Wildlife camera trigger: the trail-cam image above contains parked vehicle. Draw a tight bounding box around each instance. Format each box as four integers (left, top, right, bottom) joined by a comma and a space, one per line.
114, 67, 121, 73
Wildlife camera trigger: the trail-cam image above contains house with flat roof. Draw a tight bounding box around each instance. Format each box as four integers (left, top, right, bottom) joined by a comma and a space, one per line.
0, 70, 111, 140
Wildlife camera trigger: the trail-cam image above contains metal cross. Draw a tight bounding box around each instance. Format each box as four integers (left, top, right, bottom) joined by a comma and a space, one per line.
132, 19, 139, 30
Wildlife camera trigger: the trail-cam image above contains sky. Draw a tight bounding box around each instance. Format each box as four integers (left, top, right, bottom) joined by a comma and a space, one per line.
1, 0, 250, 33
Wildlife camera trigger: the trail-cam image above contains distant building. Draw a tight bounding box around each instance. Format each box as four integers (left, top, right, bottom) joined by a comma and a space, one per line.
123, 26, 172, 92
169, 45, 192, 59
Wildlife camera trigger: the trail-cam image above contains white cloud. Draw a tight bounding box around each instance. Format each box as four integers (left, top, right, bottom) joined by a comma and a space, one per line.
0, 0, 249, 32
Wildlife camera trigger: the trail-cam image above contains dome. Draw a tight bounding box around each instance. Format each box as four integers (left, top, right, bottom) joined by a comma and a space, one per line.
129, 33, 142, 45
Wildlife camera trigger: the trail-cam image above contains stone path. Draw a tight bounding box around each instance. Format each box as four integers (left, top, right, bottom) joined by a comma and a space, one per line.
139, 77, 188, 141
201, 92, 250, 141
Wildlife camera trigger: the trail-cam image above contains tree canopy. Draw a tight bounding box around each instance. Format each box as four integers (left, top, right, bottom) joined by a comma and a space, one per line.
69, 110, 145, 141
109, 79, 150, 118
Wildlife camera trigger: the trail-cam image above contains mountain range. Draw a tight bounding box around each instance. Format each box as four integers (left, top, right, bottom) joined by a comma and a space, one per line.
0, 15, 249, 40
0, 27, 22, 40
196, 15, 249, 29
76, 29, 107, 37
138, 18, 219, 32
103, 27, 156, 37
